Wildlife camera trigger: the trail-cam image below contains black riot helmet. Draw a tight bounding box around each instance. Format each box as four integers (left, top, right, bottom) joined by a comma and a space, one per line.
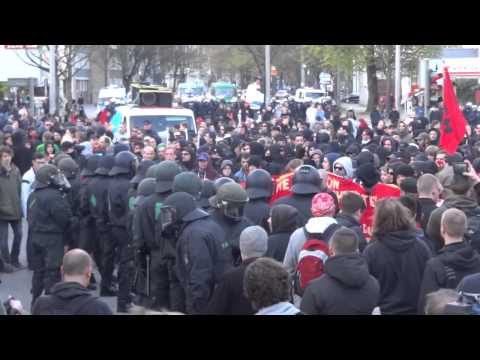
154, 160, 181, 193
199, 180, 216, 210
162, 192, 209, 229
172, 172, 203, 200
210, 182, 249, 221
52, 153, 71, 167
95, 155, 115, 176
137, 177, 157, 197
80, 155, 100, 177
35, 164, 71, 191
109, 151, 138, 177
145, 163, 159, 179
131, 160, 155, 185
245, 169, 273, 200
291, 165, 322, 195
213, 177, 235, 192
58, 157, 79, 180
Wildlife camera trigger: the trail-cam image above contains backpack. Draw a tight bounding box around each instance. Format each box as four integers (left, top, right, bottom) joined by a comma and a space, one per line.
294, 237, 330, 296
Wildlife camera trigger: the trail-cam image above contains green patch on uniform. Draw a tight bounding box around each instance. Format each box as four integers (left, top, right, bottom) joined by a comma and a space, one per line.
28, 198, 36, 209
90, 194, 97, 207
155, 202, 163, 220
128, 196, 136, 211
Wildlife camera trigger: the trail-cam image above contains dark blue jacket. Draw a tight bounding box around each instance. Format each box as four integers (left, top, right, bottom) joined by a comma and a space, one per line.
176, 215, 230, 314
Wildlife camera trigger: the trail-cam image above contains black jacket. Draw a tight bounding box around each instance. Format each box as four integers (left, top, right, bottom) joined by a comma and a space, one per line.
209, 209, 253, 266
204, 257, 256, 315
108, 174, 132, 228
272, 194, 314, 226
335, 212, 367, 252
417, 197, 437, 233
176, 215, 230, 314
32, 282, 113, 315
88, 175, 111, 231
417, 242, 480, 314
27, 186, 72, 235
266, 204, 299, 262
244, 198, 270, 232
133, 191, 170, 253
363, 229, 432, 315
300, 254, 380, 315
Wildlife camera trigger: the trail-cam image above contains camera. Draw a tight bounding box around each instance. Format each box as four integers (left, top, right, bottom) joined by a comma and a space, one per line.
453, 162, 469, 175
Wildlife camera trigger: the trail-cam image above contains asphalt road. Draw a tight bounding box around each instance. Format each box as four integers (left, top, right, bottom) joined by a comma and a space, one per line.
0, 219, 117, 314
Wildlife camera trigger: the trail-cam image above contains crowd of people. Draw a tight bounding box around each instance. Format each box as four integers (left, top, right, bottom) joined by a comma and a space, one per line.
1, 91, 480, 315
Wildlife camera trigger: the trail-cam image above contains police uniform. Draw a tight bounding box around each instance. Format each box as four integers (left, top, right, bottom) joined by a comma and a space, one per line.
28, 165, 72, 306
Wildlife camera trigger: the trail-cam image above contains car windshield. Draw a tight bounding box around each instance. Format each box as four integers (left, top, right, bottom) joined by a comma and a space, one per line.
306, 92, 325, 99
130, 115, 195, 133
215, 87, 235, 97
179, 87, 203, 96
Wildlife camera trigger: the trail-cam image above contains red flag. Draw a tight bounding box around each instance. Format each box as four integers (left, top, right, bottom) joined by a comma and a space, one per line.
439, 67, 467, 155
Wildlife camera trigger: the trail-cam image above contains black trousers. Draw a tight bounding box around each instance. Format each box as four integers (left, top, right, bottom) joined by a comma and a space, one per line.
150, 251, 185, 312
111, 226, 135, 307
30, 232, 63, 307
99, 225, 116, 289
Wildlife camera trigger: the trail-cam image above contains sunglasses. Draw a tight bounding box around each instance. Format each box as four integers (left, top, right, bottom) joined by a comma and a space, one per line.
181, 152, 190, 156
334, 166, 344, 171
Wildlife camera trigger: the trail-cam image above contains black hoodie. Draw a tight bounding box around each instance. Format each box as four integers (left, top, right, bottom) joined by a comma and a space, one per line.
32, 282, 113, 315
11, 129, 32, 175
266, 144, 287, 176
363, 229, 432, 315
266, 204, 299, 262
417, 242, 480, 314
300, 254, 380, 315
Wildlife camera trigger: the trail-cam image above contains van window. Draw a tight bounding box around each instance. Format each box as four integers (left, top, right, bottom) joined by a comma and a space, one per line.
130, 115, 195, 133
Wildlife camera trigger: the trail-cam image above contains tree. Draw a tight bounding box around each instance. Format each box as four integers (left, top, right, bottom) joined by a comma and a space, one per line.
17, 45, 90, 105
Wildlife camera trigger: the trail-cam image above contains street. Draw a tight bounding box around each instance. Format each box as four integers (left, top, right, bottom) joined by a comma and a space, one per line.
0, 220, 117, 314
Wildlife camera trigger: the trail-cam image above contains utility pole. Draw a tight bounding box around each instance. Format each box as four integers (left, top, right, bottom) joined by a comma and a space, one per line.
49, 45, 57, 115
394, 45, 401, 112
265, 45, 271, 105
300, 47, 305, 88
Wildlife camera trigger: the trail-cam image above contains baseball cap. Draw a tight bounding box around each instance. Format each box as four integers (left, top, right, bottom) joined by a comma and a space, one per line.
198, 153, 209, 161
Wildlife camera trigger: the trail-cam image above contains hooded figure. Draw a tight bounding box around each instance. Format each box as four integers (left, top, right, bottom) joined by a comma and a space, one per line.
355, 163, 380, 190
11, 129, 32, 175
324, 152, 341, 171
333, 156, 354, 179
265, 205, 299, 262
179, 146, 196, 172
266, 144, 287, 176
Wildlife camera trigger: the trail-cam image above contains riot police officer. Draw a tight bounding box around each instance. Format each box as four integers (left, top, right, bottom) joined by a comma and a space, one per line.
130, 177, 156, 305
244, 169, 273, 232
88, 155, 117, 296
209, 182, 252, 266
58, 157, 81, 251
134, 160, 182, 311
163, 192, 230, 314
77, 155, 101, 290
107, 151, 138, 312
28, 164, 72, 307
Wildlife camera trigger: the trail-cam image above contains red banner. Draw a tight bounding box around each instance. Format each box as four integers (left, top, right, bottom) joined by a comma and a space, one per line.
268, 171, 401, 241
269, 172, 294, 205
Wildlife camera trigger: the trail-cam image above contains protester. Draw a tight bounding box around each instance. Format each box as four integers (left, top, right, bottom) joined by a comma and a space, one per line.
363, 198, 432, 314
300, 227, 380, 315
32, 249, 112, 315
205, 226, 268, 315
243, 257, 301, 315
